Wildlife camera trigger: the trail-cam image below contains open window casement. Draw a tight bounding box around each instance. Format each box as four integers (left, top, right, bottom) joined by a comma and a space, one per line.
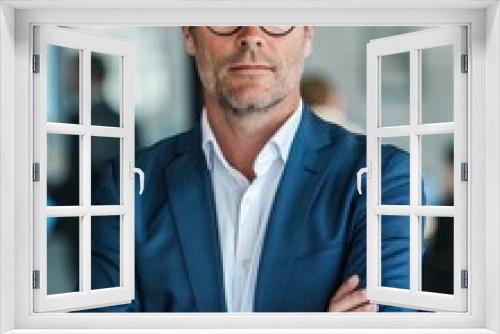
33, 26, 138, 312
364, 26, 467, 312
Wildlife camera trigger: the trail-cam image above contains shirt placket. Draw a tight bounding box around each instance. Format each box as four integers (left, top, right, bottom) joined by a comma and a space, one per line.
233, 182, 255, 311
234, 149, 277, 311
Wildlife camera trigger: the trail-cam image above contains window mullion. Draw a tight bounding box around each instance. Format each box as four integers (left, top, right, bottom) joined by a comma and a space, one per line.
415, 122, 454, 135
375, 205, 454, 217
81, 47, 92, 293
409, 48, 420, 294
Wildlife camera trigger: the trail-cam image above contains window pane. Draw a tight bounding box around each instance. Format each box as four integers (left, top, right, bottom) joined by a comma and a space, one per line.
380, 137, 410, 205
91, 52, 121, 127
91, 137, 121, 205
380, 52, 410, 127
381, 215, 410, 290
421, 134, 454, 206
47, 45, 80, 124
422, 216, 454, 295
421, 46, 454, 124
47, 216, 80, 295
91, 216, 121, 289
47, 134, 80, 206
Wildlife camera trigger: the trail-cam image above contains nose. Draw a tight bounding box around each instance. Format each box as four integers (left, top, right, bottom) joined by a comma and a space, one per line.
236, 26, 264, 49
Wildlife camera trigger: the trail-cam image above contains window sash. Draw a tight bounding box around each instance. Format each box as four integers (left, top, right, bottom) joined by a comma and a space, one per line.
32, 26, 136, 312
366, 26, 468, 312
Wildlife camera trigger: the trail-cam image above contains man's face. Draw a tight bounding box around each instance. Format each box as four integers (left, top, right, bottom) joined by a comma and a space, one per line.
182, 26, 314, 115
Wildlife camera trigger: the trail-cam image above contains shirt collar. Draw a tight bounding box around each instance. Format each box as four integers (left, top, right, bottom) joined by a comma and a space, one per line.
201, 100, 303, 171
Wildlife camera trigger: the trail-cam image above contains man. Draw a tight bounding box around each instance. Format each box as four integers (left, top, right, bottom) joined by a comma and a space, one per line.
90, 26, 411, 312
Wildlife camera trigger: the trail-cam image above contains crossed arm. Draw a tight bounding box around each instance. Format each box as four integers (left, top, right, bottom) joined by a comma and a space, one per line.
326, 144, 412, 313
327, 274, 377, 312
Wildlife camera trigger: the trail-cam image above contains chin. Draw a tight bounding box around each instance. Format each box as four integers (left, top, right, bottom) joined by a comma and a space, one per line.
218, 82, 286, 112
232, 97, 273, 110
227, 89, 273, 107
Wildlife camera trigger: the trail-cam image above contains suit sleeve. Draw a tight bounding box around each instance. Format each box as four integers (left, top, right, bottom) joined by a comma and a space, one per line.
83, 159, 142, 312
342, 145, 413, 312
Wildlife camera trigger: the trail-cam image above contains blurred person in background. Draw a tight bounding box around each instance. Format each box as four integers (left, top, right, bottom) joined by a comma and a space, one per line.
50, 55, 137, 207
89, 26, 412, 313
422, 145, 454, 295
301, 75, 363, 133
47, 55, 142, 294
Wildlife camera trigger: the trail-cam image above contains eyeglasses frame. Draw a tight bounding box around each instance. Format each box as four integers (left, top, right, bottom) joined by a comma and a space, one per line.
206, 26, 295, 37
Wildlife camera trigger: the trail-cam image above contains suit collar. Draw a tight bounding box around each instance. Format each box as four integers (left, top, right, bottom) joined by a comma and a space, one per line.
254, 105, 340, 311
163, 133, 226, 312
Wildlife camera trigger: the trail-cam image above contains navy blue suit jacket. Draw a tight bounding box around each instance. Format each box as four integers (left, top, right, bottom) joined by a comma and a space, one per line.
90, 105, 411, 312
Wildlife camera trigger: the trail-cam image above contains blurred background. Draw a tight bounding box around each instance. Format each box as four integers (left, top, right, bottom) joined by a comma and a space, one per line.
45, 26, 455, 304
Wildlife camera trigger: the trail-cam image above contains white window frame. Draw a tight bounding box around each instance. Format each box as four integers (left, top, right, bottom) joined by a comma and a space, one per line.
32, 26, 136, 312
0, 1, 499, 333
365, 26, 468, 312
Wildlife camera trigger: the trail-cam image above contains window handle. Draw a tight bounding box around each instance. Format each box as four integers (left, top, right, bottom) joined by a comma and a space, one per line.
130, 162, 145, 195
356, 164, 370, 195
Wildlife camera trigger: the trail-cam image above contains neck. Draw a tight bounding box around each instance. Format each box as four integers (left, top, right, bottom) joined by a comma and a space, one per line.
205, 92, 300, 181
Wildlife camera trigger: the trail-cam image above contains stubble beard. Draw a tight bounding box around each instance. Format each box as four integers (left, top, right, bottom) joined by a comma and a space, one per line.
215, 81, 287, 117
212, 49, 290, 117
213, 66, 292, 117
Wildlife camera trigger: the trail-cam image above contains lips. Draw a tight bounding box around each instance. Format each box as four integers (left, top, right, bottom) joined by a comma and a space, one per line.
229, 64, 275, 72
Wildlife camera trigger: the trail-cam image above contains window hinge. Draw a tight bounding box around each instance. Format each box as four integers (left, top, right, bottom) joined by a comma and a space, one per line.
32, 54, 40, 73
33, 270, 40, 289
461, 162, 468, 182
33, 163, 40, 182
461, 54, 468, 73
461, 270, 468, 289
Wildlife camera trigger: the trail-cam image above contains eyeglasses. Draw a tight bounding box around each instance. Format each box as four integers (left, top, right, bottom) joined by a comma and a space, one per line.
206, 26, 295, 37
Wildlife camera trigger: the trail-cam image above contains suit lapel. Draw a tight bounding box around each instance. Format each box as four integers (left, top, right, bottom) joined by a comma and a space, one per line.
164, 129, 226, 312
254, 107, 339, 311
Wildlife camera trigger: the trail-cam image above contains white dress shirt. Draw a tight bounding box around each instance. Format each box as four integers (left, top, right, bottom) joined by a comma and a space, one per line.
201, 101, 303, 312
